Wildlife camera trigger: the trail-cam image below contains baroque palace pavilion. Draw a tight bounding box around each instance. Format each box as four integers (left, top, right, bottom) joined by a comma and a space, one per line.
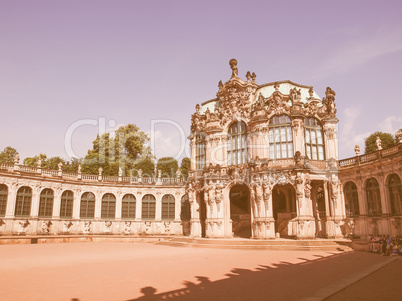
0, 59, 400, 240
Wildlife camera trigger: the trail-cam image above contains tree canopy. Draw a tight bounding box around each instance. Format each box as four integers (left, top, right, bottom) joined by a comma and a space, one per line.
156, 157, 178, 177
81, 124, 151, 176
180, 157, 191, 178
23, 154, 82, 172
0, 146, 18, 163
364, 132, 396, 153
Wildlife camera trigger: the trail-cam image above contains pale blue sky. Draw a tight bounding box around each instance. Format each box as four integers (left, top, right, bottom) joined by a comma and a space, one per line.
1, 0, 401, 162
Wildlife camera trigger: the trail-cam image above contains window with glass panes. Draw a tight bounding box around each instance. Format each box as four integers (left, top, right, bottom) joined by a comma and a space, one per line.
162, 194, 175, 220
38, 189, 54, 218
122, 194, 136, 219
80, 192, 95, 218
60, 190, 73, 218
101, 193, 116, 219
366, 178, 382, 216
181, 194, 191, 221
344, 182, 360, 216
388, 174, 402, 215
142, 194, 156, 219
195, 133, 206, 170
269, 115, 293, 159
304, 118, 325, 160
0, 184, 7, 217
228, 121, 247, 165
15, 186, 32, 217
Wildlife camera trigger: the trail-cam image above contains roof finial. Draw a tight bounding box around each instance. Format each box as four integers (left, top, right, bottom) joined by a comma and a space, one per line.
229, 58, 238, 79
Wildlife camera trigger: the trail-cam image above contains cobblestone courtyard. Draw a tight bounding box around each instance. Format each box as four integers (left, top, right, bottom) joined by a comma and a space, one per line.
0, 242, 400, 301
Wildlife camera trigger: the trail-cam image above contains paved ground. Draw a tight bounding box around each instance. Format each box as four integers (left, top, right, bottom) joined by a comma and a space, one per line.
0, 242, 399, 301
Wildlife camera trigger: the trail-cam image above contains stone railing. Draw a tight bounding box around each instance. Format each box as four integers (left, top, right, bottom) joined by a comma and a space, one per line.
0, 163, 186, 186
339, 144, 401, 168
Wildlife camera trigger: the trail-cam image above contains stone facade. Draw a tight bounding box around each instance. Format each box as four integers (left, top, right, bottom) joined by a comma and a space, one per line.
187, 59, 345, 239
0, 163, 187, 236
339, 140, 402, 239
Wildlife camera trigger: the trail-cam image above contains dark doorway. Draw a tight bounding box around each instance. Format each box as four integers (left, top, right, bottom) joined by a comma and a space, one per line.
272, 184, 296, 237
230, 184, 251, 238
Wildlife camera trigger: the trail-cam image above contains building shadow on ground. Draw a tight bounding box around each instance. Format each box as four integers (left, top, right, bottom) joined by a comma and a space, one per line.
125, 251, 380, 301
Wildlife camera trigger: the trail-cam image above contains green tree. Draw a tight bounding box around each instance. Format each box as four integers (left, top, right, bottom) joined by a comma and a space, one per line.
82, 124, 151, 176
23, 153, 48, 167
364, 132, 396, 154
133, 156, 155, 177
180, 157, 191, 178
0, 146, 18, 163
63, 157, 83, 173
156, 157, 178, 177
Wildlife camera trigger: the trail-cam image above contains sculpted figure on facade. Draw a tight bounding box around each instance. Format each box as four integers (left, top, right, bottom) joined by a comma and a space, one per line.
376, 136, 382, 150
104, 221, 112, 233
215, 181, 224, 212
295, 173, 304, 209
304, 175, 312, 199
124, 221, 132, 235
354, 145, 361, 156
41, 221, 51, 234
83, 221, 91, 234
18, 220, 29, 234
58, 162, 63, 171
320, 87, 336, 117
14, 153, 20, 165
330, 174, 340, 208
229, 58, 238, 78
63, 221, 73, 233
396, 129, 402, 144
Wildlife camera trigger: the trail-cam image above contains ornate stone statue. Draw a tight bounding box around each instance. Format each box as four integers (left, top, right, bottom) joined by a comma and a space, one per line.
77, 164, 82, 173
118, 167, 123, 177
37, 158, 42, 168
376, 136, 382, 150
83, 221, 91, 234
354, 145, 360, 156
176, 169, 181, 178
58, 162, 63, 171
229, 58, 238, 78
41, 221, 51, 234
158, 169, 162, 178
98, 167, 103, 176
304, 175, 312, 199
295, 174, 304, 208
14, 153, 20, 165
138, 169, 143, 177
124, 221, 132, 235
396, 129, 402, 144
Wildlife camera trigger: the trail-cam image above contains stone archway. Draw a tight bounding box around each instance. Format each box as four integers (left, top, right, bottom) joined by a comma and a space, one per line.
230, 184, 251, 238
272, 184, 296, 237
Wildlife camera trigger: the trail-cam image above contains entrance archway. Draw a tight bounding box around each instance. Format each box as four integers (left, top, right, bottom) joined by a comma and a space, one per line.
230, 184, 251, 238
272, 184, 296, 237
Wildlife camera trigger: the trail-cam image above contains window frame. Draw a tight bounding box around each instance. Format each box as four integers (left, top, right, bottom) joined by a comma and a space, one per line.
269, 115, 293, 159
38, 188, 54, 218
227, 121, 248, 166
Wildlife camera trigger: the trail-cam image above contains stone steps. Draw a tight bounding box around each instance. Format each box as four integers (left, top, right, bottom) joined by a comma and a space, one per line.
156, 237, 353, 251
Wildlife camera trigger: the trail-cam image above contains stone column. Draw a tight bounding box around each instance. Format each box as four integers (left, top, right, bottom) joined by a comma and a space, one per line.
30, 185, 41, 218
52, 188, 62, 219
292, 118, 305, 156
135, 192, 142, 220
72, 190, 81, 220
94, 191, 102, 220
155, 192, 162, 221
115, 192, 122, 220
174, 192, 181, 222
5, 183, 17, 219
323, 118, 339, 160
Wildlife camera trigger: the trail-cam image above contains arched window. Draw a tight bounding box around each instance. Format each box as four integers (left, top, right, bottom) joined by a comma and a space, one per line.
228, 121, 247, 165
142, 194, 156, 220
366, 178, 382, 216
344, 182, 360, 216
181, 194, 191, 221
304, 118, 325, 160
80, 192, 95, 218
162, 194, 175, 220
269, 115, 293, 159
39, 189, 54, 218
388, 174, 402, 215
60, 190, 74, 218
15, 186, 32, 217
101, 193, 116, 219
122, 194, 136, 219
0, 184, 8, 217
195, 132, 206, 170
